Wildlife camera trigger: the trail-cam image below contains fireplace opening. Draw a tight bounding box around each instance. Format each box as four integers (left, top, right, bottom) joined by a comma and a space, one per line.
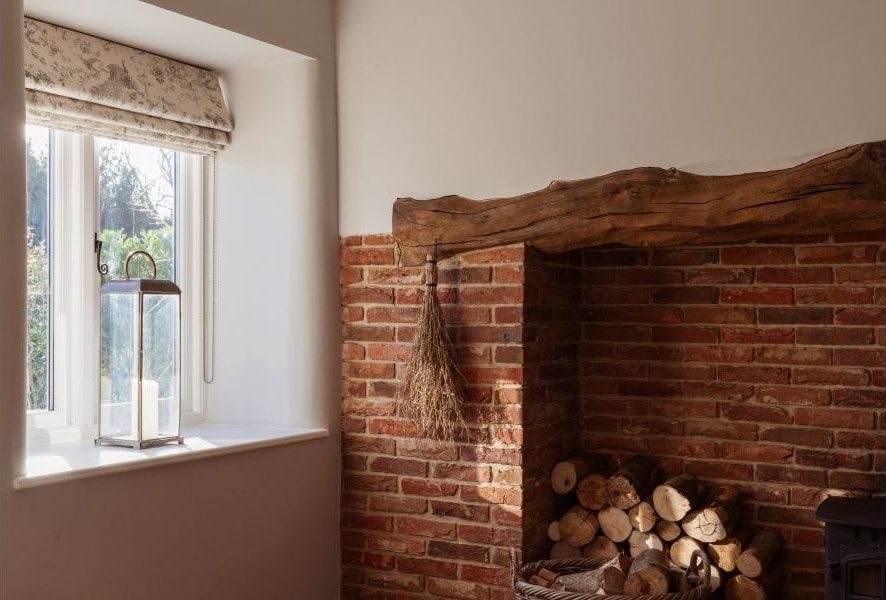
520, 238, 886, 590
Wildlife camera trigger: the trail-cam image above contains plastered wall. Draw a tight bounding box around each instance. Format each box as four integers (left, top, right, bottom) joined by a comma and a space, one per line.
1, 1, 341, 597
337, 0, 886, 236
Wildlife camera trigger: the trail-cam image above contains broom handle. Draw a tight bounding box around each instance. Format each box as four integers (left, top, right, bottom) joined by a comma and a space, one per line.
425, 253, 437, 287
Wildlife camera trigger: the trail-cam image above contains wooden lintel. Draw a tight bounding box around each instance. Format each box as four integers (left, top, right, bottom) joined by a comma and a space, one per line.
392, 141, 886, 266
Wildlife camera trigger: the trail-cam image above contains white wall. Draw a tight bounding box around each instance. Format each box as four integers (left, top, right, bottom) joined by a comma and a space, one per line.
3, 441, 339, 598
336, 0, 886, 235
209, 58, 338, 428
2, 1, 341, 597
0, 0, 29, 586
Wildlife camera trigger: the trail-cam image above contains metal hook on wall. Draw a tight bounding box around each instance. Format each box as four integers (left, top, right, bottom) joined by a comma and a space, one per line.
94, 233, 109, 277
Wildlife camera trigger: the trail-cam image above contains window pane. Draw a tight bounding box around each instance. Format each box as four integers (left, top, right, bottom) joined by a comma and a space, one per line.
97, 139, 176, 281
26, 125, 51, 411
99, 293, 140, 439
143, 294, 180, 438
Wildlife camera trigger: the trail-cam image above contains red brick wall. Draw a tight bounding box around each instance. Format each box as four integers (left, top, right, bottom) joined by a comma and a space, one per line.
521, 250, 584, 560
341, 235, 526, 600
341, 232, 885, 600
576, 235, 885, 600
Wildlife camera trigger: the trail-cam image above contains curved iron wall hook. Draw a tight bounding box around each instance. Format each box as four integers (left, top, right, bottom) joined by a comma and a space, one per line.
94, 233, 108, 277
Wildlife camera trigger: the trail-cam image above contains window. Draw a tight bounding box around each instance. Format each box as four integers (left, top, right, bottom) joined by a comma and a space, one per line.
96, 138, 176, 281
25, 125, 52, 412
25, 126, 204, 445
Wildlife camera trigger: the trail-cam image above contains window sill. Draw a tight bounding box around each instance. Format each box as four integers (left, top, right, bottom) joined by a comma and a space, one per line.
15, 424, 329, 489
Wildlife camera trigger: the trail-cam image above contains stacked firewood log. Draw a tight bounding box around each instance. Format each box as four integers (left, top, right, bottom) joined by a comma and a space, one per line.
539, 455, 781, 598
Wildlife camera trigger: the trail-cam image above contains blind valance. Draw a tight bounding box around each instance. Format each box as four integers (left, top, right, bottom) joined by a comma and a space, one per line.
24, 17, 232, 154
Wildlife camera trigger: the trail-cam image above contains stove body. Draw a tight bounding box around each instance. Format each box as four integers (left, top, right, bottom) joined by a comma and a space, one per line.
817, 497, 886, 600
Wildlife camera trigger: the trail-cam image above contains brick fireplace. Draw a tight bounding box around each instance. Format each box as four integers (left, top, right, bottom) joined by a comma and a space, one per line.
340, 231, 885, 600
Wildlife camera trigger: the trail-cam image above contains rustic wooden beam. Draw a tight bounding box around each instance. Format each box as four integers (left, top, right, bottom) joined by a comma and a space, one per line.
392, 141, 886, 266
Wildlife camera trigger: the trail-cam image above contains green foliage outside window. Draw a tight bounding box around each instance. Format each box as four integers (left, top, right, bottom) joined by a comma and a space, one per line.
26, 233, 50, 410
26, 129, 50, 410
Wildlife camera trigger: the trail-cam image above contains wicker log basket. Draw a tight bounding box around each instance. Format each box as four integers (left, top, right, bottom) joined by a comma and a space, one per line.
513, 550, 712, 600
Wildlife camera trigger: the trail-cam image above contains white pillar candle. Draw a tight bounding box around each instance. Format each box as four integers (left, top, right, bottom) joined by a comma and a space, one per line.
141, 379, 160, 440
131, 378, 160, 441
99, 375, 113, 436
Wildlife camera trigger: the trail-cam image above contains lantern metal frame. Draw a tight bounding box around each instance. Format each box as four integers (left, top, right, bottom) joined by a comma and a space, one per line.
96, 250, 184, 449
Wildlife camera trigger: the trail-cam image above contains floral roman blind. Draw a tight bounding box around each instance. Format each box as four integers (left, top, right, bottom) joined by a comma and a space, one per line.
24, 17, 232, 154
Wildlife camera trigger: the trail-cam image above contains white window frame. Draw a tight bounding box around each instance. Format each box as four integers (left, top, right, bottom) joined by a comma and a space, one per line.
26, 129, 205, 447
177, 151, 205, 427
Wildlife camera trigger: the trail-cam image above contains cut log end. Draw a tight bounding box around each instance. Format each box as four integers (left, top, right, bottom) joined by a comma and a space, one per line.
606, 455, 659, 510
682, 485, 740, 543
624, 549, 670, 595
709, 537, 742, 572
628, 500, 657, 532
628, 530, 664, 558
551, 457, 590, 494
558, 505, 599, 548
598, 506, 633, 543
547, 520, 562, 542
736, 527, 782, 578
582, 536, 619, 561
607, 474, 641, 509
655, 519, 682, 542
670, 536, 706, 569
653, 474, 701, 522
577, 473, 609, 510
724, 572, 781, 600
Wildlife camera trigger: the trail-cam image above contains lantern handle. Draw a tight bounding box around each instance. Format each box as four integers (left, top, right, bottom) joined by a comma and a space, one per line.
124, 250, 158, 280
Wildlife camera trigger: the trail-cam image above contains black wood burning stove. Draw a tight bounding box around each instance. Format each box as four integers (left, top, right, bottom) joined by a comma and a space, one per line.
817, 497, 886, 600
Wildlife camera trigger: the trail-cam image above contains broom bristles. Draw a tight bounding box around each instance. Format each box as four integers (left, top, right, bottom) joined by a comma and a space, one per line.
396, 273, 466, 443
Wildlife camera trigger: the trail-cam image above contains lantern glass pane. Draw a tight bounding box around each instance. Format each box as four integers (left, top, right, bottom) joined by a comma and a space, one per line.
99, 293, 139, 440
142, 294, 180, 439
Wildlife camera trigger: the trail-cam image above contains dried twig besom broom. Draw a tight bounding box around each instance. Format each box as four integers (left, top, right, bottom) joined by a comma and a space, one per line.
396, 252, 466, 442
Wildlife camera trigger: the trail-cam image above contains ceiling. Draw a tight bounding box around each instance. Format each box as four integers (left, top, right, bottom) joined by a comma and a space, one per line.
23, 0, 301, 72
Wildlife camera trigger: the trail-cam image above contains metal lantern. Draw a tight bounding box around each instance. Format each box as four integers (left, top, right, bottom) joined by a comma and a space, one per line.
97, 250, 183, 449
